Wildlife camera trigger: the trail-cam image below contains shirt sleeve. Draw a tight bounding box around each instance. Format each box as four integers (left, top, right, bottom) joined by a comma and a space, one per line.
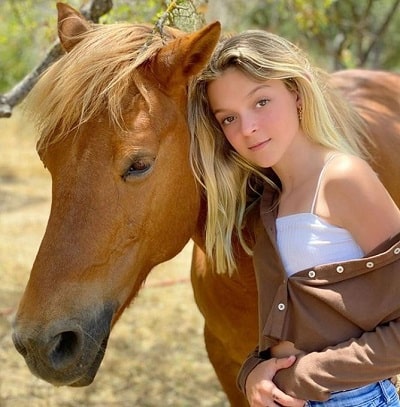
236, 347, 268, 394
273, 318, 400, 401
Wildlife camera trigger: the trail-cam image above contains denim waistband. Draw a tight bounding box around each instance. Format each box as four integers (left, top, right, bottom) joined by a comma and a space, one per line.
305, 379, 400, 407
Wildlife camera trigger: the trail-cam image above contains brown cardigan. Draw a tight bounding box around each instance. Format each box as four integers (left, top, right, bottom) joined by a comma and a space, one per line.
237, 181, 400, 401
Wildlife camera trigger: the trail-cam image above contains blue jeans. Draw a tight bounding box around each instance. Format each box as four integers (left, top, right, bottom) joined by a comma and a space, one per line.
306, 380, 400, 407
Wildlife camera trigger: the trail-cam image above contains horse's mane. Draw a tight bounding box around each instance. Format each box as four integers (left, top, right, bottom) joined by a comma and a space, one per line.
27, 23, 182, 152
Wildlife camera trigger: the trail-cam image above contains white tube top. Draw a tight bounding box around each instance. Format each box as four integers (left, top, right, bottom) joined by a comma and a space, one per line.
276, 213, 364, 277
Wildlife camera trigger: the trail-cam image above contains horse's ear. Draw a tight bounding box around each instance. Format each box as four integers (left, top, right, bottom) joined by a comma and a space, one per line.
57, 2, 91, 52
152, 22, 221, 90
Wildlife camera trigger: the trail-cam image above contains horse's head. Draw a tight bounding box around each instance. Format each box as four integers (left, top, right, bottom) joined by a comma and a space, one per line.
12, 3, 220, 387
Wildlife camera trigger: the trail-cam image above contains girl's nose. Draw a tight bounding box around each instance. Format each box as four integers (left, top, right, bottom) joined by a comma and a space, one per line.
241, 115, 257, 136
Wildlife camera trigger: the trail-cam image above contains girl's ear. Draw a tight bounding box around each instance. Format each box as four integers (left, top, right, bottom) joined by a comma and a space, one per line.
295, 91, 302, 108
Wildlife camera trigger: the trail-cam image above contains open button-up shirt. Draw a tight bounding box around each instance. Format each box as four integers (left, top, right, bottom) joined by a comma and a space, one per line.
237, 181, 400, 401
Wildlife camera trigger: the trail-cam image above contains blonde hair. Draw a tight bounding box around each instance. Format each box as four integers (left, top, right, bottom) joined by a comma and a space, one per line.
189, 30, 370, 275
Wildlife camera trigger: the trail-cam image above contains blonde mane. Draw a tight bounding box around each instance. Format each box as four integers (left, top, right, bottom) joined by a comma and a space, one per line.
27, 23, 182, 152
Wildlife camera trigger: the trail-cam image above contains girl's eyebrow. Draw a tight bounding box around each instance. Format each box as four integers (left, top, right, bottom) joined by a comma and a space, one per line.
212, 84, 271, 115
247, 84, 271, 98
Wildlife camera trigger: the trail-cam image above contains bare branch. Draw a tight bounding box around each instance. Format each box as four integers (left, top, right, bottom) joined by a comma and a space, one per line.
0, 0, 113, 119
141, 0, 205, 57
359, 0, 400, 66
0, 40, 64, 118
154, 0, 179, 36
80, 0, 113, 23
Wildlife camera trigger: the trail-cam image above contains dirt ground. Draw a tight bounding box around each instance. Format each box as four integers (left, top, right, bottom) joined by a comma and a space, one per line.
0, 110, 229, 406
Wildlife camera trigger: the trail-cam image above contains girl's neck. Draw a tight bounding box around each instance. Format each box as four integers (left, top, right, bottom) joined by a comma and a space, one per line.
273, 144, 333, 195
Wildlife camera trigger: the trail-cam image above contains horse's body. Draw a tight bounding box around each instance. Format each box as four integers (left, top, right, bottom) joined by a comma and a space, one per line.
11, 4, 400, 406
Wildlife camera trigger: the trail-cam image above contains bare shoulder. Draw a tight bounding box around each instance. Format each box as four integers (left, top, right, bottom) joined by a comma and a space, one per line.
325, 154, 384, 195
326, 154, 378, 185
323, 153, 400, 252
321, 154, 386, 227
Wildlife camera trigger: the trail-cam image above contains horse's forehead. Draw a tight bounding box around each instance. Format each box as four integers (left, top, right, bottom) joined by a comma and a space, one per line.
34, 25, 187, 154
40, 90, 164, 165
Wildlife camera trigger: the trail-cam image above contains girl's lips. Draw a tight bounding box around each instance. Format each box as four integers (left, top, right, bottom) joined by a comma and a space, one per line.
249, 138, 271, 151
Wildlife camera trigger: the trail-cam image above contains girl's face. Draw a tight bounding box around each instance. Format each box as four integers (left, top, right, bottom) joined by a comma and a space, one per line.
207, 67, 302, 168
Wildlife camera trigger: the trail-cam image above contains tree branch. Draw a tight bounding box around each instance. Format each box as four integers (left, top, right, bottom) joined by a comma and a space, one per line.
0, 0, 113, 119
359, 0, 400, 66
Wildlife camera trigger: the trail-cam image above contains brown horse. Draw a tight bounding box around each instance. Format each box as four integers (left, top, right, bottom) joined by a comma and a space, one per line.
12, 3, 400, 406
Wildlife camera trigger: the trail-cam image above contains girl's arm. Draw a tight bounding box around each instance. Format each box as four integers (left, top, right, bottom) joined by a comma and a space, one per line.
273, 318, 400, 401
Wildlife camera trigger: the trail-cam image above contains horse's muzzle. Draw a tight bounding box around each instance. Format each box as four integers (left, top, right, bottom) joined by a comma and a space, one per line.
12, 303, 116, 386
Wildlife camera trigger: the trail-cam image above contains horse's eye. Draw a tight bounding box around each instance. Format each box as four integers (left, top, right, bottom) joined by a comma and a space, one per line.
122, 158, 153, 180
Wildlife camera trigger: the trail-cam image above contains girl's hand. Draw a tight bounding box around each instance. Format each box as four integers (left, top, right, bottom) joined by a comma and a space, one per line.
246, 355, 306, 407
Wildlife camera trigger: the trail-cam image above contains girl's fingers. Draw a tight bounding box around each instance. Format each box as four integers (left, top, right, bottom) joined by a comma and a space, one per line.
271, 387, 306, 406
274, 355, 297, 371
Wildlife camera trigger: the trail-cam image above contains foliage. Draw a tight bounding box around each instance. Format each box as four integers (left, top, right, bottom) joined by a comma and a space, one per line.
0, 0, 399, 94
0, 0, 83, 93
105, 0, 206, 31
0, 0, 206, 93
241, 0, 400, 70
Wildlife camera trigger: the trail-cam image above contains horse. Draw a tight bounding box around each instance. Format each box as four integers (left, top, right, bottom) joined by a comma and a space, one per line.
11, 3, 400, 406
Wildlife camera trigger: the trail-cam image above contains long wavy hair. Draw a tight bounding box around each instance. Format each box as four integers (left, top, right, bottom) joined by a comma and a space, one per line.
189, 30, 370, 275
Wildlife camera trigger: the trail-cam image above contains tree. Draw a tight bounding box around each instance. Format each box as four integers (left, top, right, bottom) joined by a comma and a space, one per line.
0, 0, 113, 118
0, 0, 206, 118
241, 0, 400, 70
1, 0, 399, 118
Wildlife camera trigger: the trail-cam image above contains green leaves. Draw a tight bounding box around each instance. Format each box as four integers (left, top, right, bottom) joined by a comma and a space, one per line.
1, 0, 399, 95
243, 0, 400, 70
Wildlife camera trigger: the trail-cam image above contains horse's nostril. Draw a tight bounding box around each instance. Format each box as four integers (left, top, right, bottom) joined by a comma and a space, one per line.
12, 305, 114, 384
49, 330, 82, 370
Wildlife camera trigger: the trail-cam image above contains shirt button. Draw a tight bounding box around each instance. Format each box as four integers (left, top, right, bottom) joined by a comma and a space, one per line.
336, 265, 344, 273
278, 303, 285, 311
394, 248, 400, 255
308, 270, 316, 278
366, 261, 374, 268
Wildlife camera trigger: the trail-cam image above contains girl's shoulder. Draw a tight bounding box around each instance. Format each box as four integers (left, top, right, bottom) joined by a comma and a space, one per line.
323, 153, 384, 215
324, 153, 378, 192
323, 153, 400, 253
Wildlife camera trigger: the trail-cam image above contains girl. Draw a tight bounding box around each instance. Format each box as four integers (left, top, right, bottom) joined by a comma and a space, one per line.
189, 30, 400, 407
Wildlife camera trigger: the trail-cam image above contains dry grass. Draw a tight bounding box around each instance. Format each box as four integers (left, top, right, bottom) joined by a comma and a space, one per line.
0, 110, 228, 406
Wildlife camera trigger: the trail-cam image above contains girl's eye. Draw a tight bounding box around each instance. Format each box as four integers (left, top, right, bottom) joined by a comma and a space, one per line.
256, 98, 269, 107
221, 116, 235, 126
